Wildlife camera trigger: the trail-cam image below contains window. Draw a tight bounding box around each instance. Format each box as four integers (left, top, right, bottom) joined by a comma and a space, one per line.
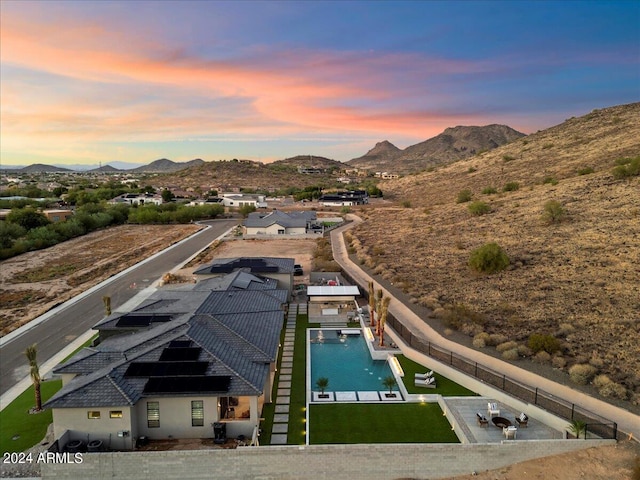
87, 411, 101, 419
147, 402, 160, 428
191, 401, 204, 427
109, 411, 123, 419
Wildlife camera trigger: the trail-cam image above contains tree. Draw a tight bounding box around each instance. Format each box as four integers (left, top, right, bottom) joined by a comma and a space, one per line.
378, 296, 391, 346
368, 281, 376, 329
382, 375, 397, 395
567, 419, 586, 439
25, 344, 42, 412
542, 200, 565, 223
315, 377, 329, 395
161, 189, 175, 202
374, 289, 383, 335
238, 204, 256, 218
468, 242, 510, 274
7, 208, 50, 230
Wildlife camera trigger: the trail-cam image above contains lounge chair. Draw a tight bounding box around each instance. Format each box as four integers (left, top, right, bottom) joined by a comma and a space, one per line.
515, 412, 528, 428
487, 402, 500, 417
476, 412, 489, 427
503, 426, 517, 439
415, 376, 436, 388
414, 371, 434, 380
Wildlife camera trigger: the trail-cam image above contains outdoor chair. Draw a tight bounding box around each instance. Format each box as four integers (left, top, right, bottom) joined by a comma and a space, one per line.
503, 426, 517, 439
414, 371, 434, 380
515, 412, 529, 428
415, 376, 436, 388
476, 412, 489, 427
487, 402, 500, 417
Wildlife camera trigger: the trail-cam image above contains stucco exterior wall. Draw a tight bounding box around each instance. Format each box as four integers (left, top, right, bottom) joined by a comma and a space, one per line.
52, 406, 134, 450
134, 396, 219, 440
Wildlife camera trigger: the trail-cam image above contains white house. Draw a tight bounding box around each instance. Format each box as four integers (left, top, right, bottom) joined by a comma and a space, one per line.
243, 210, 317, 235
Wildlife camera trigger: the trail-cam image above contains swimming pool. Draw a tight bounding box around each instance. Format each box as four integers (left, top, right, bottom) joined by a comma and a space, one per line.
309, 329, 398, 392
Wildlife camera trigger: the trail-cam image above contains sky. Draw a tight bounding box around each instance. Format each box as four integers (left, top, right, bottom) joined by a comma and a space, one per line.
1, 1, 639, 167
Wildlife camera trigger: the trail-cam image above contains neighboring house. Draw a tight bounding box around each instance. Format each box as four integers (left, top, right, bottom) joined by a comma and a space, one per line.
108, 193, 163, 206
219, 193, 267, 208
319, 190, 369, 207
45, 267, 289, 450
42, 209, 74, 222
375, 172, 399, 179
243, 210, 317, 235
188, 198, 224, 207
193, 257, 295, 295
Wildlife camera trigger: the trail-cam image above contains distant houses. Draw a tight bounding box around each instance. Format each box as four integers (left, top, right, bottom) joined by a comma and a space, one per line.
318, 190, 369, 207
108, 193, 163, 206
243, 210, 318, 236
45, 257, 295, 450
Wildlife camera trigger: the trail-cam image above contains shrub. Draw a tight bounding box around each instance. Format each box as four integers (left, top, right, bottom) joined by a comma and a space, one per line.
542, 143, 554, 149
502, 154, 515, 162
502, 348, 519, 361
542, 176, 558, 185
527, 333, 561, 354
456, 189, 473, 203
481, 186, 497, 195
472, 332, 490, 348
551, 356, 567, 369
568, 363, 597, 385
468, 201, 491, 216
612, 156, 640, 179
442, 304, 487, 330
542, 200, 565, 223
517, 345, 532, 357
467, 167, 477, 173
592, 374, 612, 389
598, 382, 628, 399
468, 242, 510, 274
401, 200, 412, 208
496, 341, 518, 353
533, 351, 551, 364
577, 167, 594, 175
503, 182, 520, 192
487, 333, 508, 346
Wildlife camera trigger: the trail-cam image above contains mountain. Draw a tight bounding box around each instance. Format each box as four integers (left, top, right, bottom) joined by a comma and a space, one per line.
87, 165, 122, 173
18, 164, 73, 173
348, 125, 525, 174
130, 158, 205, 173
348, 102, 640, 397
271, 155, 345, 170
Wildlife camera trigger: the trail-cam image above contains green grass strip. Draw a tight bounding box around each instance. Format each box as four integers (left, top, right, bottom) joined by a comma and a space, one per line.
397, 355, 478, 396
0, 379, 63, 454
309, 403, 460, 444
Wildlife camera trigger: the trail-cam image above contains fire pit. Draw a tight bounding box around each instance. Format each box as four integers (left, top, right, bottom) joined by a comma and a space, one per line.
491, 416, 512, 428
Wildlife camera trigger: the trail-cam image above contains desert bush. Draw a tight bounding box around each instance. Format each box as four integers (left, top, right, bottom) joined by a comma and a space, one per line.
542, 200, 565, 223
340, 206, 351, 214
592, 374, 612, 389
556, 323, 575, 337
577, 167, 594, 175
551, 356, 567, 369
542, 176, 558, 185
472, 332, 490, 348
502, 348, 519, 361
517, 345, 532, 357
589, 353, 605, 369
533, 351, 551, 364
456, 189, 473, 203
468, 201, 491, 216
502, 182, 520, 192
598, 381, 628, 399
442, 304, 487, 330
568, 363, 597, 385
467, 166, 477, 173
527, 333, 561, 354
612, 156, 640, 179
401, 200, 412, 208
468, 242, 510, 273
542, 143, 554, 149
481, 186, 497, 195
487, 333, 508, 346
496, 341, 518, 353
502, 154, 515, 162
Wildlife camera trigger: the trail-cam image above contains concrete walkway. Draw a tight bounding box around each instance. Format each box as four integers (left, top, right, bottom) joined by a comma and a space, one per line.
330, 214, 640, 440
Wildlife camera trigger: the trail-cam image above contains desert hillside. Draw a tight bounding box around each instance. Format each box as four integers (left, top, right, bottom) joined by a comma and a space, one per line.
347, 103, 640, 407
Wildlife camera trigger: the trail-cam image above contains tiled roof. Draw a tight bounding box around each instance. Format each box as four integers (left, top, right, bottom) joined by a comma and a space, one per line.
193, 257, 295, 275
195, 290, 288, 315
244, 210, 315, 228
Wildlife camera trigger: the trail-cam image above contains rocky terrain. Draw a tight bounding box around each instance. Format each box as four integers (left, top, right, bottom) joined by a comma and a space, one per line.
347, 102, 640, 407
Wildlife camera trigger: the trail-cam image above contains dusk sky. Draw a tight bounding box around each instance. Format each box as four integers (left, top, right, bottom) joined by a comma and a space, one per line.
1, 1, 638, 167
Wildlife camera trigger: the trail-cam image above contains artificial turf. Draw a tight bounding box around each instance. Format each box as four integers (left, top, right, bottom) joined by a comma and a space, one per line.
309, 402, 460, 444
396, 355, 478, 396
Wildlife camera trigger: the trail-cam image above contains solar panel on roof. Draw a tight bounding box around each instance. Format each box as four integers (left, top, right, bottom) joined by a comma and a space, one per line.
143, 376, 231, 394
116, 315, 172, 327
159, 347, 201, 361
124, 361, 208, 377
168, 340, 192, 348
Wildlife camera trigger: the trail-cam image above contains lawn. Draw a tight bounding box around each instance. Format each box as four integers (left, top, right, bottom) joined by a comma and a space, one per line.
309, 403, 460, 444
397, 355, 477, 396
0, 379, 62, 454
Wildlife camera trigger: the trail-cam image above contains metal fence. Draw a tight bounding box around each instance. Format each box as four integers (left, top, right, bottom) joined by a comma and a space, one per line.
342, 269, 618, 440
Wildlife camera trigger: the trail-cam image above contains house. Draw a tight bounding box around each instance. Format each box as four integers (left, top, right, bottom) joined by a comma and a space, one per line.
219, 193, 267, 208
193, 257, 295, 295
108, 193, 163, 206
44, 267, 289, 450
42, 209, 74, 223
319, 190, 369, 207
243, 210, 317, 235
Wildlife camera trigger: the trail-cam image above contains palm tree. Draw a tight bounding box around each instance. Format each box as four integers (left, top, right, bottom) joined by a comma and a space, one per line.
374, 289, 383, 335
567, 419, 586, 439
25, 344, 42, 412
382, 376, 397, 396
315, 377, 329, 396
368, 281, 376, 329
103, 295, 111, 316
378, 296, 391, 346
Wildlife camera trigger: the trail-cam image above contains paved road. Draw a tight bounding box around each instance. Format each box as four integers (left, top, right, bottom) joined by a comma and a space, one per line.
331, 215, 640, 440
0, 219, 235, 397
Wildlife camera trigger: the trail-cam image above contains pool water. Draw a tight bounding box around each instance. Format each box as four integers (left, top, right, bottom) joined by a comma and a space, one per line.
309, 329, 398, 392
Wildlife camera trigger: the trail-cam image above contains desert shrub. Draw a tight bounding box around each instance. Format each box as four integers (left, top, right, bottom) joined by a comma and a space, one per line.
468, 201, 491, 216
503, 182, 520, 192
542, 143, 554, 149
577, 167, 594, 175
468, 242, 510, 274
556, 323, 575, 337
542, 176, 558, 185
612, 156, 640, 179
472, 332, 490, 348
487, 333, 508, 346
467, 166, 477, 173
401, 200, 412, 208
340, 206, 351, 214
481, 186, 497, 195
442, 304, 487, 330
533, 351, 551, 364
588, 353, 605, 369
502, 348, 519, 361
592, 374, 612, 389
598, 382, 628, 399
542, 200, 565, 224
456, 189, 473, 203
551, 356, 567, 369
502, 154, 515, 162
496, 341, 518, 353
517, 345, 532, 357
568, 363, 597, 385
527, 333, 561, 354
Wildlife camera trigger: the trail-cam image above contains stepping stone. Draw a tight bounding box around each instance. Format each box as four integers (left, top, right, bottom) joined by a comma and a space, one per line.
277, 389, 290, 396
270, 434, 288, 445
273, 414, 289, 423
279, 381, 291, 388
275, 405, 289, 413
281, 362, 293, 368
276, 396, 290, 404
279, 374, 292, 381
272, 423, 288, 433
279, 368, 292, 374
